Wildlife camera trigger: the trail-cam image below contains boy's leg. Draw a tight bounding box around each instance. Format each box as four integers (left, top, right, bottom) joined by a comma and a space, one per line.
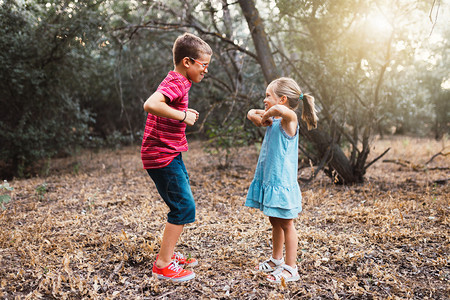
156, 222, 184, 268
146, 154, 196, 268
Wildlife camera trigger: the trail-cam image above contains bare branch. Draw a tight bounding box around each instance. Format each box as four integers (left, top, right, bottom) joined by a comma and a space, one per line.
187, 103, 218, 135
299, 132, 337, 183
425, 150, 449, 165
298, 146, 332, 183
206, 75, 234, 94
429, 0, 441, 36
116, 20, 258, 60
383, 157, 449, 172
364, 147, 390, 170
343, 82, 368, 108
383, 159, 410, 168
298, 144, 317, 164
374, 29, 394, 107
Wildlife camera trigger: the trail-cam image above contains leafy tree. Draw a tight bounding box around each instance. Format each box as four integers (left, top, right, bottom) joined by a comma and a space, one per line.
112, 0, 267, 152
0, 0, 105, 177
1, 0, 447, 181
243, 0, 446, 183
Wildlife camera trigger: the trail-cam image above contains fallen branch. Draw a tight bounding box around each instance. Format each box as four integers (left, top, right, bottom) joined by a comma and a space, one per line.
383, 159, 449, 172
383, 159, 410, 167
428, 167, 450, 171
433, 178, 448, 185
156, 290, 179, 299
425, 150, 449, 165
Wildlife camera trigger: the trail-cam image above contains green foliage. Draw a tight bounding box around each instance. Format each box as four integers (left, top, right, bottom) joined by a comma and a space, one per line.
0, 0, 448, 179
0, 0, 147, 178
271, 0, 449, 140
205, 119, 254, 168
433, 90, 450, 139
0, 1, 103, 178
262, 0, 450, 172
35, 183, 48, 201
0, 180, 14, 210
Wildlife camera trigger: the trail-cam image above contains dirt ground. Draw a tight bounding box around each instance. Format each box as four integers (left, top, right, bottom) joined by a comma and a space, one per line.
0, 136, 448, 299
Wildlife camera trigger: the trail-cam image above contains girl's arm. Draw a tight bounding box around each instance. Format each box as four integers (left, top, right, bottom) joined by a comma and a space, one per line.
247, 109, 272, 127
262, 105, 298, 136
143, 91, 198, 126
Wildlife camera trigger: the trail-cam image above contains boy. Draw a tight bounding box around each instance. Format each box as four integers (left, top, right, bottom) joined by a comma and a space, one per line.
141, 33, 212, 282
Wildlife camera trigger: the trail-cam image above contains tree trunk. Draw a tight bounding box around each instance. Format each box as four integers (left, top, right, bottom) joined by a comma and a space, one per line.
299, 123, 360, 184
238, 0, 362, 184
237, 0, 279, 82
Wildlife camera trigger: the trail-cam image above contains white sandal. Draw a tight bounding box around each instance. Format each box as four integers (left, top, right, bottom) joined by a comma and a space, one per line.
256, 257, 284, 272
267, 264, 300, 283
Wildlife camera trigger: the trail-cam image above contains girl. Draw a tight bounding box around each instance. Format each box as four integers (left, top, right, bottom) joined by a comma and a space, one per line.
246, 77, 318, 283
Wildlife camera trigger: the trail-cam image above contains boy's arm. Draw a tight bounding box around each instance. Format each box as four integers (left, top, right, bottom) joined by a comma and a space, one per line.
247, 109, 271, 127
143, 91, 198, 126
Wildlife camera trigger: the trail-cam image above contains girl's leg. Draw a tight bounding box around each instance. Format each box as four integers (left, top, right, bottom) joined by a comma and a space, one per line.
280, 219, 297, 267
269, 217, 284, 261
156, 222, 184, 268
268, 218, 298, 280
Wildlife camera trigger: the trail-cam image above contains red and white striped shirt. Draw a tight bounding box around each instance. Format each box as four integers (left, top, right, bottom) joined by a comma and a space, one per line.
141, 71, 192, 169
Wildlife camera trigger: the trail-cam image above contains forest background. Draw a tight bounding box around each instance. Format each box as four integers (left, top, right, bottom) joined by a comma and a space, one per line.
0, 0, 450, 299
0, 0, 449, 180
0, 0, 449, 299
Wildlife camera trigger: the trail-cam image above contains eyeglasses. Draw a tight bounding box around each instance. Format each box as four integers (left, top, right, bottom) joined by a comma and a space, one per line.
189, 57, 209, 71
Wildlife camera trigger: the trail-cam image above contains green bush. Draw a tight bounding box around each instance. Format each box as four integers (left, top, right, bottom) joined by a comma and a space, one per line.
0, 1, 102, 178
0, 180, 13, 210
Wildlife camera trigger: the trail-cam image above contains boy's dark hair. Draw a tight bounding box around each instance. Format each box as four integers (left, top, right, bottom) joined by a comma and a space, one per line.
172, 33, 212, 65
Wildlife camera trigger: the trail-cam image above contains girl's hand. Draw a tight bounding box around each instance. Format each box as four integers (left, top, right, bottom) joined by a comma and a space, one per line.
261, 111, 274, 127
247, 109, 270, 127
184, 108, 199, 126
263, 105, 298, 136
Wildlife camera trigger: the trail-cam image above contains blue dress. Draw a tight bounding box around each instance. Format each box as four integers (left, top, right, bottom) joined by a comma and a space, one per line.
245, 118, 302, 219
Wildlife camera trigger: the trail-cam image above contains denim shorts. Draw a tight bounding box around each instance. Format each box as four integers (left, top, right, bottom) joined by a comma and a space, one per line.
146, 153, 195, 225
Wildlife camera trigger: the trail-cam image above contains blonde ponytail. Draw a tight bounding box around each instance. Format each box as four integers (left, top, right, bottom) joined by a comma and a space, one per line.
269, 77, 318, 130
301, 94, 318, 130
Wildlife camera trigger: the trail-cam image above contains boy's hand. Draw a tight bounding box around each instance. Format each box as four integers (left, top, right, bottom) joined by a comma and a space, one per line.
184, 108, 199, 126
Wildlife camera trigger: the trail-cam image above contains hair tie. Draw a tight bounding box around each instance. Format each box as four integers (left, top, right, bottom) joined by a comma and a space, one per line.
299, 93, 304, 101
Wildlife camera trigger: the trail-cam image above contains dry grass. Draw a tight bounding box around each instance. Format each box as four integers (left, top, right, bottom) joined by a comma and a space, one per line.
0, 136, 448, 299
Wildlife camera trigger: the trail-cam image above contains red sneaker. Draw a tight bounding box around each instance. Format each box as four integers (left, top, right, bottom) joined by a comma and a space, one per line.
172, 252, 198, 267
152, 261, 195, 282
